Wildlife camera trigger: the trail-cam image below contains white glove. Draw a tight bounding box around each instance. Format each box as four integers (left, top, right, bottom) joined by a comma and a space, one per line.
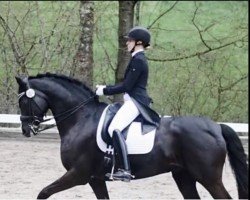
95, 85, 106, 96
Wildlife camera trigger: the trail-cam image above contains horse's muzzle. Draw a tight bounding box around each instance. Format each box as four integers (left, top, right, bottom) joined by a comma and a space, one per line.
22, 125, 31, 137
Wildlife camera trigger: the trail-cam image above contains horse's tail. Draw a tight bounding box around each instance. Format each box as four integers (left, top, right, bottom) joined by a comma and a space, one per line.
220, 123, 248, 199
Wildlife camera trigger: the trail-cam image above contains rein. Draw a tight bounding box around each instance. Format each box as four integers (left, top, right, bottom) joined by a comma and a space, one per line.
37, 95, 95, 133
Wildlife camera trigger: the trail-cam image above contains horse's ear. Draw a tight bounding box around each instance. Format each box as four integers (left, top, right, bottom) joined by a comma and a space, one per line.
15, 76, 28, 89
15, 76, 22, 85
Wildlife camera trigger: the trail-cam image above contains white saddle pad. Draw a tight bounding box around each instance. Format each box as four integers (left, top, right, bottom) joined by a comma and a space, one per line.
96, 106, 156, 155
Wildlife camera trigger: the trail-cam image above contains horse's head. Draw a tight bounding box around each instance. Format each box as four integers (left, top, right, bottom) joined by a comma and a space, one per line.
15, 73, 100, 137
15, 76, 49, 137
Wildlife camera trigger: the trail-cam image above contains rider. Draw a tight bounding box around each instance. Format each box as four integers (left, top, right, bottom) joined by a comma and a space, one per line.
95, 26, 160, 182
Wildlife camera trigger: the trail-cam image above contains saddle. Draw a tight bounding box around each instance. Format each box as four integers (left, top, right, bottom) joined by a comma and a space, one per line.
101, 102, 157, 147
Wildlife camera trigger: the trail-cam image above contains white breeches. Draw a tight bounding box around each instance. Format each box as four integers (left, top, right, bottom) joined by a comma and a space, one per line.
108, 94, 140, 137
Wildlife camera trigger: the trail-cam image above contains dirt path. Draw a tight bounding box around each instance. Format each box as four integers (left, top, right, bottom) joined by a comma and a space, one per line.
0, 137, 240, 199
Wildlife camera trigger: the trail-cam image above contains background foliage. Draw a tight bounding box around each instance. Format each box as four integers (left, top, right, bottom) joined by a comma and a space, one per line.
0, 1, 248, 123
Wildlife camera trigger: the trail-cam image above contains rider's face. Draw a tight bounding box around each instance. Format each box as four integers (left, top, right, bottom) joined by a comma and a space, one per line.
126, 39, 135, 52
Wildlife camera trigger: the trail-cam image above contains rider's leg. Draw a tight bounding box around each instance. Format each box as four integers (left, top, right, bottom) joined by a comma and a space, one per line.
112, 129, 132, 182
108, 99, 139, 182
108, 99, 140, 137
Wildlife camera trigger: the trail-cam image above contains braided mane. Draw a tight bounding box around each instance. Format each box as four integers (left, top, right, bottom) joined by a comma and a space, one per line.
29, 72, 95, 96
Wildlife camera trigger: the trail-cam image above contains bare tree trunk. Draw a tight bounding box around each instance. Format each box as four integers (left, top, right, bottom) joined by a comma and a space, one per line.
114, 1, 136, 102
135, 1, 140, 26
71, 1, 94, 88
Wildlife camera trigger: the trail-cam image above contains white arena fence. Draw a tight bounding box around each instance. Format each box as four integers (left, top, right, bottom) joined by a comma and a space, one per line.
0, 114, 248, 134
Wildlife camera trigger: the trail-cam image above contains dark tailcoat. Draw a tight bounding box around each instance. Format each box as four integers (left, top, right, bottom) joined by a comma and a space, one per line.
103, 52, 160, 126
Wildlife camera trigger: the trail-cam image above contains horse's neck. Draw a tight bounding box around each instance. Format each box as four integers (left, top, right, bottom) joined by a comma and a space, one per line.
32, 79, 91, 124
31, 78, 103, 137
49, 94, 81, 114
47, 90, 91, 118
32, 80, 83, 112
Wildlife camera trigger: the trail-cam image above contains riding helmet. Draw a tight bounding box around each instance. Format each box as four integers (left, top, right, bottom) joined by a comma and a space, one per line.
126, 26, 151, 47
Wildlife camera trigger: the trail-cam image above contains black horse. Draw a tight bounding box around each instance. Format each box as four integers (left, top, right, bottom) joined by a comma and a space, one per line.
15, 73, 248, 199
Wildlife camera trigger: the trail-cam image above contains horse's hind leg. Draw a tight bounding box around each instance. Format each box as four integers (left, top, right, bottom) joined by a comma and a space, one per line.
37, 168, 84, 199
172, 169, 200, 199
198, 162, 232, 198
202, 181, 231, 199
89, 177, 109, 199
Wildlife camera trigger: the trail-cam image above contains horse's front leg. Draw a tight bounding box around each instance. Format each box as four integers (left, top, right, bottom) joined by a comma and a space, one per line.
89, 177, 109, 199
37, 168, 85, 199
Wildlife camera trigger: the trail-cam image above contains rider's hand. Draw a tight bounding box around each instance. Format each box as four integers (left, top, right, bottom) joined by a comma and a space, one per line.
95, 85, 106, 96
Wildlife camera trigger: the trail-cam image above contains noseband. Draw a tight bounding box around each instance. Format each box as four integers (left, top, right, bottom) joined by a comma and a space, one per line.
18, 88, 95, 135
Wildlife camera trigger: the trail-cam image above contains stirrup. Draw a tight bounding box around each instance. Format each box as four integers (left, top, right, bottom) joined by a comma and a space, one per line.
111, 169, 134, 182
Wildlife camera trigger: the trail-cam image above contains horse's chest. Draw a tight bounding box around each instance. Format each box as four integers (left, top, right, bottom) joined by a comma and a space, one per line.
60, 139, 83, 168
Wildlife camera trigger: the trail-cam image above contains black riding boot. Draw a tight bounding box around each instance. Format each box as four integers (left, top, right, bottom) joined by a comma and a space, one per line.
112, 129, 132, 182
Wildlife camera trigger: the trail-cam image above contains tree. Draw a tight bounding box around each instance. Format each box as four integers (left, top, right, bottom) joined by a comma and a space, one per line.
0, 12, 29, 75
0, 2, 247, 122
71, 1, 94, 87
114, 1, 136, 102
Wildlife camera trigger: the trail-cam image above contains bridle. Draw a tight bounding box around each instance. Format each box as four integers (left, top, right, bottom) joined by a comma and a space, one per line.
18, 88, 95, 135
